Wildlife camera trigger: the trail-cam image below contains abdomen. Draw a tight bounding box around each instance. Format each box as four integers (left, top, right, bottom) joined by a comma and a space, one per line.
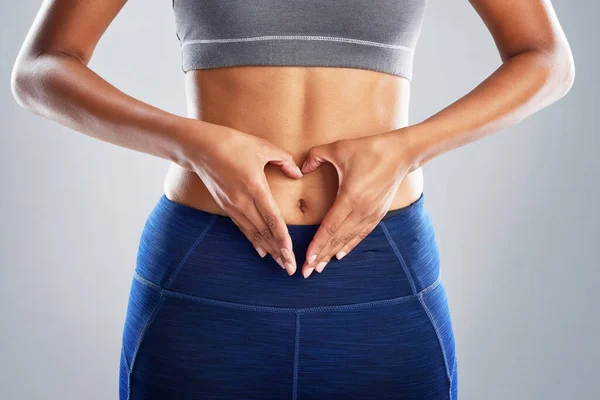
164, 65, 424, 224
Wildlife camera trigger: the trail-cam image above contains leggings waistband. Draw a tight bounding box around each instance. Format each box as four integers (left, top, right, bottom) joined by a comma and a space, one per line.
134, 191, 439, 308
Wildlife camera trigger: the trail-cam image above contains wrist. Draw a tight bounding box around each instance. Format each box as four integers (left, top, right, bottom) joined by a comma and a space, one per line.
383, 124, 430, 173
170, 117, 218, 171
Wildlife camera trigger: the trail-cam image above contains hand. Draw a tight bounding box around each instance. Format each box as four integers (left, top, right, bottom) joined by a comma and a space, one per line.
179, 121, 303, 275
299, 129, 418, 278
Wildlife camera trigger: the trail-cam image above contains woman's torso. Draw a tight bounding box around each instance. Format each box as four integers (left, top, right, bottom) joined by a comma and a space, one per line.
164, 66, 424, 225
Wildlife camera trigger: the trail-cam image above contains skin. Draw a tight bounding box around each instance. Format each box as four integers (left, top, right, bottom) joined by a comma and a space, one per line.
11, 0, 574, 280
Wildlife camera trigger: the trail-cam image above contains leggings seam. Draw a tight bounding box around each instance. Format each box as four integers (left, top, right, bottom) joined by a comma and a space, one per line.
292, 312, 302, 400
450, 356, 458, 399
379, 221, 419, 294
163, 215, 218, 289
126, 291, 166, 400
450, 355, 457, 382
417, 291, 452, 388
121, 345, 128, 374
133, 270, 442, 314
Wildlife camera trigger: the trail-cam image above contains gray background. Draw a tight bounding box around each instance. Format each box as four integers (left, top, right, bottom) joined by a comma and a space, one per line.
1, 1, 597, 399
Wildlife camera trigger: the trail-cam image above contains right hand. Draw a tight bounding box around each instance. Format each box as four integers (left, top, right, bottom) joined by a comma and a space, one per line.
178, 122, 302, 275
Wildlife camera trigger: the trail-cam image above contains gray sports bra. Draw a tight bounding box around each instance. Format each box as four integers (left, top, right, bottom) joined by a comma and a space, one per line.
172, 0, 428, 81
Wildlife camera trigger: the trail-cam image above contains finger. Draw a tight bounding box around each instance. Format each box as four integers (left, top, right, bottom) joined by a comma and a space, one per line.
313, 211, 369, 272
228, 215, 268, 258
265, 149, 303, 179
239, 204, 290, 271
302, 196, 353, 278
227, 207, 284, 270
333, 217, 380, 261
253, 190, 297, 276
311, 210, 364, 275
301, 144, 330, 174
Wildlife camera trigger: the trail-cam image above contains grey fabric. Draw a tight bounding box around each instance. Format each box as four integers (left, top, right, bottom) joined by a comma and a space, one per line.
172, 0, 428, 81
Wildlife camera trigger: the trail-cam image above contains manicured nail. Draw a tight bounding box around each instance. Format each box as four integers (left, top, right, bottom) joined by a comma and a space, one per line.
255, 246, 267, 258
276, 257, 286, 269
304, 267, 314, 279
285, 263, 295, 275
316, 261, 327, 273
281, 247, 291, 260
307, 254, 317, 264
336, 251, 346, 260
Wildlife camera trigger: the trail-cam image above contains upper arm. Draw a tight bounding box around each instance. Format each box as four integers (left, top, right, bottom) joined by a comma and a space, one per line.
15, 0, 128, 65
468, 0, 573, 62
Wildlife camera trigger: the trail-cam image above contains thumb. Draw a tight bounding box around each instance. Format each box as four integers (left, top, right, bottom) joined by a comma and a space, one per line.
301, 144, 331, 174
265, 149, 303, 179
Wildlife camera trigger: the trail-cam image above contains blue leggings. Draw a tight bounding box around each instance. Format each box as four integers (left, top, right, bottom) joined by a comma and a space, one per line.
119, 191, 458, 399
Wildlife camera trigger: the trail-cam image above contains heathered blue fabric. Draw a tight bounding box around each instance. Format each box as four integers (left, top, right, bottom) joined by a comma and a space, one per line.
119, 191, 458, 399
171, 0, 429, 81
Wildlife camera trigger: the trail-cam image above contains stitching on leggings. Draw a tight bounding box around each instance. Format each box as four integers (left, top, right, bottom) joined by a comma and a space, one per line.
133, 270, 442, 313
379, 221, 418, 294
450, 355, 457, 382
292, 312, 302, 400
121, 345, 129, 374
164, 215, 218, 289
127, 291, 166, 400
450, 356, 458, 398
417, 290, 452, 387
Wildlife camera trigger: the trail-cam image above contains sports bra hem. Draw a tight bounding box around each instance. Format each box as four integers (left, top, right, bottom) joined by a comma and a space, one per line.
179, 35, 415, 81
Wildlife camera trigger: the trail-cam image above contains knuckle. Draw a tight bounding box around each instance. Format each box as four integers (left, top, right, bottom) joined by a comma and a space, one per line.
329, 237, 342, 248
260, 228, 274, 241
325, 222, 338, 236
229, 193, 251, 208
250, 229, 263, 242
358, 227, 371, 239
263, 213, 278, 228
341, 232, 355, 243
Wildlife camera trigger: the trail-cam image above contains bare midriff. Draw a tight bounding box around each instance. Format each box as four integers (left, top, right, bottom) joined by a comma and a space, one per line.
164, 66, 424, 225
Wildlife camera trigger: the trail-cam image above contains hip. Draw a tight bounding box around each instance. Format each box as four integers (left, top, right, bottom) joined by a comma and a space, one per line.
134, 187, 438, 307
121, 190, 458, 399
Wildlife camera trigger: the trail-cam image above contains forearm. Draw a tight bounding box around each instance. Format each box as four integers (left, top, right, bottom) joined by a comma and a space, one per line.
11, 51, 203, 167
398, 47, 575, 172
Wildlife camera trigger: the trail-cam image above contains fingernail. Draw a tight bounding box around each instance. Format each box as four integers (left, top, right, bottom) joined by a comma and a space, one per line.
276, 257, 286, 269
336, 251, 346, 260
285, 263, 295, 275
281, 247, 291, 260
307, 254, 317, 264
303, 267, 314, 279
255, 246, 267, 258
316, 261, 327, 273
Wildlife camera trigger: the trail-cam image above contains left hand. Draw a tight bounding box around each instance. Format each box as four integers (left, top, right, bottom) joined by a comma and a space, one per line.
300, 128, 418, 278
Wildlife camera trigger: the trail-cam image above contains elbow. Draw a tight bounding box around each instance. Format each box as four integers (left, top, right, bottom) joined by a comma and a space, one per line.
11, 61, 31, 109
11, 55, 42, 111
545, 43, 576, 102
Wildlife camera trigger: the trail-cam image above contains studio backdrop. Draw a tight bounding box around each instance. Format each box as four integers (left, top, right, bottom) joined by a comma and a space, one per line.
1, 1, 598, 399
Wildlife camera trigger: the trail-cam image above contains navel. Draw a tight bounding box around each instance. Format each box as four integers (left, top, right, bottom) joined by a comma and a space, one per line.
298, 198, 307, 213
